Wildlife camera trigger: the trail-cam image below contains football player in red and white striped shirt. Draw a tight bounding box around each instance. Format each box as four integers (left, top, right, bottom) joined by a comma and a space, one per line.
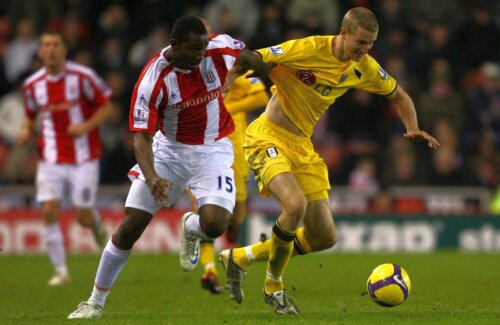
19, 30, 112, 286
68, 16, 269, 319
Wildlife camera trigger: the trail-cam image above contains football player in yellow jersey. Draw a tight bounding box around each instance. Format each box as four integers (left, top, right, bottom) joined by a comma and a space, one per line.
219, 7, 440, 314
188, 18, 269, 294
197, 73, 268, 293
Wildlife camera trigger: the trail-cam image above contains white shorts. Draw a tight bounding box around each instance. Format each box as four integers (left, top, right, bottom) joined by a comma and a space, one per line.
36, 160, 99, 208
125, 132, 235, 215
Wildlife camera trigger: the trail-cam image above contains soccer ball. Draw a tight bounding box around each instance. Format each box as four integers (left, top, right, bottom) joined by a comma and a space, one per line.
366, 263, 411, 307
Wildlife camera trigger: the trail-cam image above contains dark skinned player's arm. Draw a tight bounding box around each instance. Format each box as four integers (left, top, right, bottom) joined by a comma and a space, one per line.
223, 49, 276, 95
133, 131, 171, 203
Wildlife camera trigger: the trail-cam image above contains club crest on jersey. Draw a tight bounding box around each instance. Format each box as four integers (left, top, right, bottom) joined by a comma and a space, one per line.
266, 147, 278, 158
206, 71, 216, 83
268, 46, 284, 56
378, 67, 389, 80
296, 70, 316, 86
339, 73, 348, 84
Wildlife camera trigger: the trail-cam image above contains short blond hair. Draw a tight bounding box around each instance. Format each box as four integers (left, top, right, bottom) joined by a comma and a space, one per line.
341, 7, 378, 33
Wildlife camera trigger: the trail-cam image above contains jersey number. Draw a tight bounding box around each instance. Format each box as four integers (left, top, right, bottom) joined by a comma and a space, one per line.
217, 176, 234, 193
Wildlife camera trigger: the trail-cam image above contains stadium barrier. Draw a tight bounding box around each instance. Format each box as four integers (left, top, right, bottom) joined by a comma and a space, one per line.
1, 208, 499, 254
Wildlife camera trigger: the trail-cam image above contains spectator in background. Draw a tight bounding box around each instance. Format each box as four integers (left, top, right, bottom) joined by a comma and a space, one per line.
99, 69, 132, 184
128, 24, 170, 71
285, 0, 340, 35
450, 1, 500, 81
463, 62, 500, 148
416, 23, 453, 85
59, 11, 90, 59
381, 135, 428, 187
6, 0, 59, 34
204, 0, 259, 40
428, 146, 468, 186
19, 30, 111, 286
417, 59, 465, 134
467, 131, 500, 189
0, 73, 30, 183
382, 53, 421, 101
3, 17, 38, 84
348, 156, 379, 196
251, 1, 286, 49
0, 74, 26, 147
405, 0, 464, 36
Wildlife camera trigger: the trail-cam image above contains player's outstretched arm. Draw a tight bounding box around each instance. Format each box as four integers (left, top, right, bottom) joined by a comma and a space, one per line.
388, 84, 440, 149
223, 49, 275, 97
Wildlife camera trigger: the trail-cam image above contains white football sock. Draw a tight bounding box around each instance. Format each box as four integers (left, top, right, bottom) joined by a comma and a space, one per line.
89, 239, 131, 307
184, 213, 212, 241
92, 209, 102, 230
44, 223, 67, 275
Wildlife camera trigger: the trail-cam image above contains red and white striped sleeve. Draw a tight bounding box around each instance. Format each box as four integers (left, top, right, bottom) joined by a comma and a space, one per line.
129, 52, 164, 134
207, 34, 246, 72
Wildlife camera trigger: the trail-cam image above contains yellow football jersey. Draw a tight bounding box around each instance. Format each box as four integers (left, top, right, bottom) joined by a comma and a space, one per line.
256, 35, 397, 138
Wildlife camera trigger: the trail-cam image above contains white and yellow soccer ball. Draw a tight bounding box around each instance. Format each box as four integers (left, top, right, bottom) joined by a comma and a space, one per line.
366, 263, 411, 307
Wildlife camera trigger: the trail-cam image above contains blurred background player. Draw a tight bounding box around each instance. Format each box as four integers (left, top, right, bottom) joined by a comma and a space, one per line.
219, 7, 440, 314
19, 30, 112, 286
190, 18, 269, 295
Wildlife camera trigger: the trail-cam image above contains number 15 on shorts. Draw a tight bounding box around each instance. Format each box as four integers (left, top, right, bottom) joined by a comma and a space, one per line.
217, 176, 234, 193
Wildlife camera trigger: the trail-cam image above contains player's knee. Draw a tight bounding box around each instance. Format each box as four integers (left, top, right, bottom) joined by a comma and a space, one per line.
113, 209, 151, 249
201, 215, 229, 238
282, 194, 307, 222
74, 208, 93, 227
112, 224, 139, 249
323, 229, 337, 249
310, 228, 337, 251
41, 201, 60, 223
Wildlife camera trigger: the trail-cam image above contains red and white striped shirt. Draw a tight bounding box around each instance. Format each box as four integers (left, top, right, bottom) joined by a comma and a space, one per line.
23, 61, 112, 164
129, 34, 245, 145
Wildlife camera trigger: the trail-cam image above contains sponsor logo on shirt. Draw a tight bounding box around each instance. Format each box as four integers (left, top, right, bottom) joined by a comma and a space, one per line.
40, 100, 80, 112
268, 46, 284, 56
296, 70, 316, 86
378, 67, 388, 80
168, 89, 221, 110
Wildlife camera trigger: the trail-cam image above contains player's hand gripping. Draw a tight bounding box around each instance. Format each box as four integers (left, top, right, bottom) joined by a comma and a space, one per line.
146, 175, 173, 205
404, 130, 440, 149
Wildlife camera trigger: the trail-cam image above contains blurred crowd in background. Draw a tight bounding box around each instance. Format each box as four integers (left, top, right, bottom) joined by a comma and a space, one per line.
0, 0, 499, 201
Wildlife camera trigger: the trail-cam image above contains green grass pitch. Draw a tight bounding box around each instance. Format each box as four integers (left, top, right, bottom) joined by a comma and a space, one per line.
1, 251, 499, 324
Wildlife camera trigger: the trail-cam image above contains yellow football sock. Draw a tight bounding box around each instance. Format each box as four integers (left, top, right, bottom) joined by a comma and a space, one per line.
200, 241, 217, 275
232, 239, 271, 270
265, 221, 295, 294
232, 227, 312, 271
294, 227, 313, 254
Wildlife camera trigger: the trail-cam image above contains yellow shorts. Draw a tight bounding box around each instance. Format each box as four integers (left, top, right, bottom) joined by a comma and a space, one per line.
245, 115, 330, 202
228, 125, 249, 202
